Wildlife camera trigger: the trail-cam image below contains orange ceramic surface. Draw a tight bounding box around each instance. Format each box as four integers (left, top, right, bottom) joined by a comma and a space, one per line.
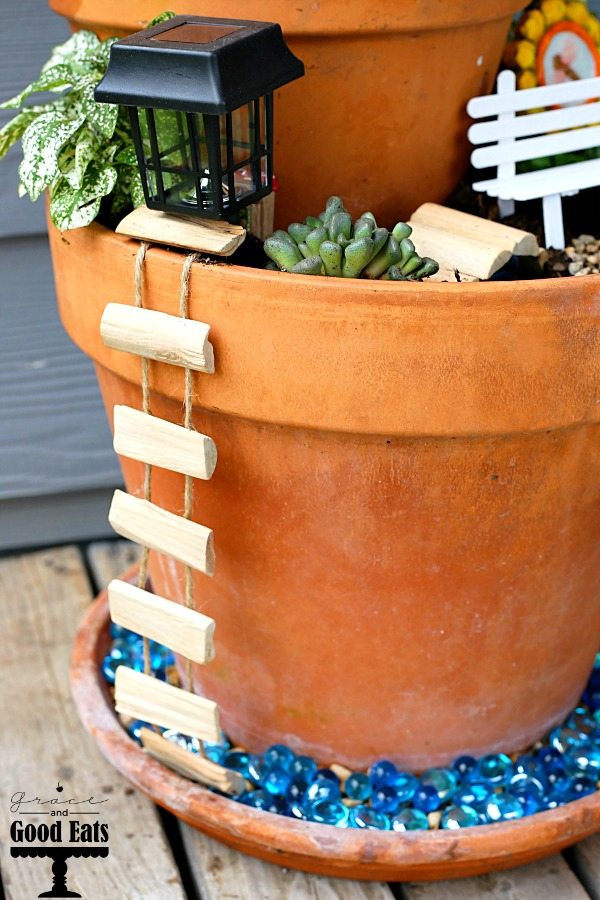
50, 219, 600, 771
70, 579, 600, 880
48, 0, 525, 226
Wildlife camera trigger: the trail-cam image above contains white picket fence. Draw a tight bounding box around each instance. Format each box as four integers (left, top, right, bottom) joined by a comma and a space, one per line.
467, 70, 600, 249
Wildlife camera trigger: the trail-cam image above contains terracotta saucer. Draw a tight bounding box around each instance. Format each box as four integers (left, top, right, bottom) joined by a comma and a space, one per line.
70, 566, 600, 882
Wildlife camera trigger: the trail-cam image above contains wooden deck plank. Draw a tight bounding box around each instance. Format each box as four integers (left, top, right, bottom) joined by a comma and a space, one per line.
401, 855, 590, 899
88, 539, 395, 899
86, 540, 141, 591
180, 825, 395, 899
0, 546, 185, 900
572, 835, 600, 900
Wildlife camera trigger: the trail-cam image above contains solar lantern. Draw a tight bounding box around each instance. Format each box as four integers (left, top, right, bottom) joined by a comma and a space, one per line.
95, 15, 304, 222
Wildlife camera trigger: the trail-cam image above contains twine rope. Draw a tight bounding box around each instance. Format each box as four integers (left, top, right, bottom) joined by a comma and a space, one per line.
179, 253, 200, 693
133, 242, 152, 677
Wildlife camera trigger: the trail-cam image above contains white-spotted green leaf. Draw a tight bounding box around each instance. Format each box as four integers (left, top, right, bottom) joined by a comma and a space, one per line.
130, 168, 145, 207
49, 162, 117, 230
0, 107, 43, 160
43, 31, 101, 74
1, 64, 73, 110
19, 112, 84, 200
115, 145, 138, 166
149, 11, 177, 26
67, 130, 96, 188
81, 82, 118, 139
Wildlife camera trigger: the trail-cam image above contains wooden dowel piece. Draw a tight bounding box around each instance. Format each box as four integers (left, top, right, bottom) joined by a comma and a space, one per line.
108, 579, 215, 664
113, 406, 217, 480
116, 206, 246, 257
108, 490, 215, 576
115, 667, 220, 742
411, 202, 539, 257
140, 728, 246, 795
100, 303, 215, 374
406, 220, 512, 280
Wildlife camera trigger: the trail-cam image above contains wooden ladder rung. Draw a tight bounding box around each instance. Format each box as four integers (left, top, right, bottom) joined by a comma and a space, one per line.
113, 406, 217, 480
115, 667, 220, 741
108, 579, 215, 664
108, 490, 215, 576
140, 728, 245, 794
101, 304, 215, 374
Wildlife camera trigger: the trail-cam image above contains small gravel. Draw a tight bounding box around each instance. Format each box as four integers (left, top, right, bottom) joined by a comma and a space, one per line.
546, 234, 600, 278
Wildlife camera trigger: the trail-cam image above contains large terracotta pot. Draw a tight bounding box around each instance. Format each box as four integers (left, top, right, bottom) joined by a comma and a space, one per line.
49, 0, 525, 226
50, 217, 600, 771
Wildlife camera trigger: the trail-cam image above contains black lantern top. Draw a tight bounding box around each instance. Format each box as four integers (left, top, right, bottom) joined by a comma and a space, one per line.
95, 15, 304, 220
95, 15, 304, 114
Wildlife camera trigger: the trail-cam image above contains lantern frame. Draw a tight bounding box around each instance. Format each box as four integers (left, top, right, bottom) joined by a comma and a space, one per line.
95, 15, 304, 220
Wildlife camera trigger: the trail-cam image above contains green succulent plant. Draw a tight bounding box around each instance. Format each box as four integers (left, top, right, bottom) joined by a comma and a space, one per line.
264, 197, 439, 281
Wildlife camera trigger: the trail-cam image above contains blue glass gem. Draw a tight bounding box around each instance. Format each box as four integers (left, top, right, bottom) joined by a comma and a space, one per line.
289, 802, 306, 819
308, 800, 350, 827
549, 727, 583, 754
101, 654, 123, 685
441, 804, 480, 829
420, 768, 457, 802
109, 641, 129, 662
568, 708, 597, 740
484, 793, 524, 822
570, 776, 597, 800
454, 782, 488, 810
162, 729, 193, 751
224, 750, 255, 778
304, 779, 341, 805
247, 757, 269, 786
391, 809, 429, 831
369, 760, 398, 788
394, 771, 418, 803
514, 755, 546, 781
263, 744, 296, 771
536, 746, 562, 770
127, 720, 149, 743
262, 766, 293, 796
477, 753, 513, 786
509, 772, 545, 800
244, 790, 289, 814
287, 780, 308, 803
371, 786, 400, 815
291, 755, 317, 783
453, 755, 477, 779
203, 735, 231, 764
563, 744, 600, 777
345, 773, 372, 801
350, 805, 391, 830
413, 785, 441, 813
315, 768, 340, 784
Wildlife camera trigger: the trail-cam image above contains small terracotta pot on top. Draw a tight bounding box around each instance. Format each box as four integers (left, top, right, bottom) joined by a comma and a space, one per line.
49, 0, 525, 226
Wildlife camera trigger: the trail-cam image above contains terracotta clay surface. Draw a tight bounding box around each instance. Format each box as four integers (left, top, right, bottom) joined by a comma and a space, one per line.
48, 0, 524, 225
50, 219, 600, 770
70, 577, 600, 881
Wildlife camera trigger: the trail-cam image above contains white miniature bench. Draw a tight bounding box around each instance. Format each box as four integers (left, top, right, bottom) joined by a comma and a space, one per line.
467, 70, 600, 249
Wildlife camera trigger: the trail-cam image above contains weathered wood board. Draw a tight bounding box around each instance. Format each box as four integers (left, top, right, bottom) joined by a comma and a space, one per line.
0, 547, 185, 899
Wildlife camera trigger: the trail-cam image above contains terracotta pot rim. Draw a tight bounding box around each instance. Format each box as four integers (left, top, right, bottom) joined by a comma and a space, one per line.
49, 0, 525, 38
77, 219, 600, 306
70, 564, 600, 881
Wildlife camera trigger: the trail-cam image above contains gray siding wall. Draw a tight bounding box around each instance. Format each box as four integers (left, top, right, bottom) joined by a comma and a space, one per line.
0, 2, 121, 550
